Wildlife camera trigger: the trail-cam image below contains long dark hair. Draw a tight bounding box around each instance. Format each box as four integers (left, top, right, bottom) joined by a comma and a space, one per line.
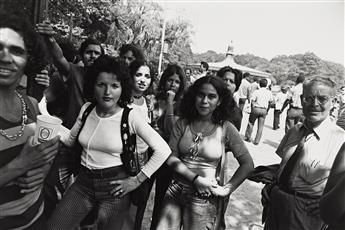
129, 59, 155, 95
179, 75, 242, 127
84, 55, 133, 107
157, 63, 186, 101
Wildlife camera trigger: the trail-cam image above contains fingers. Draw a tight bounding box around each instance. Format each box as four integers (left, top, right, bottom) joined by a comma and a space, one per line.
32, 136, 60, 165
36, 23, 56, 36
16, 168, 44, 189
35, 70, 50, 87
20, 185, 42, 194
36, 135, 60, 150
110, 186, 126, 197
109, 180, 121, 185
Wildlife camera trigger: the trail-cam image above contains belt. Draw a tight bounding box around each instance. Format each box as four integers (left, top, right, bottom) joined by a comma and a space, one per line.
290, 106, 303, 109
254, 106, 267, 109
279, 185, 319, 200
80, 165, 125, 179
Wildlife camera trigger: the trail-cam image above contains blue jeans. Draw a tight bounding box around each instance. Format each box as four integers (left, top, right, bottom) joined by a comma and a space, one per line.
156, 180, 217, 230
47, 165, 130, 230
245, 107, 267, 144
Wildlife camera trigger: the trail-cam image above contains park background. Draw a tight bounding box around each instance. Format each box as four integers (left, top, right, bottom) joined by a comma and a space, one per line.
1, 0, 344, 87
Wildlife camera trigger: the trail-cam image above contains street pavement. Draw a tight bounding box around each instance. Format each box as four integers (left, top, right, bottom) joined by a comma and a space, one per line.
224, 109, 286, 230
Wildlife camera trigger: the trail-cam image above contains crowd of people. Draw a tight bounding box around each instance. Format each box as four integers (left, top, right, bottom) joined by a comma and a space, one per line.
1, 10, 345, 230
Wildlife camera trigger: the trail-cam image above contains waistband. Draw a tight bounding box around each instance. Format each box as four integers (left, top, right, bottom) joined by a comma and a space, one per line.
253, 106, 267, 110
278, 185, 319, 200
80, 165, 126, 179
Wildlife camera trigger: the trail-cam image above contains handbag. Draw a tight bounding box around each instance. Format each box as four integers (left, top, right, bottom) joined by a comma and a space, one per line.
71, 103, 95, 175
120, 106, 152, 206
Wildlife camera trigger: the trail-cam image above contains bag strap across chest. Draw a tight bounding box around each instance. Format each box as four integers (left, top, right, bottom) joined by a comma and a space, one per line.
120, 106, 138, 176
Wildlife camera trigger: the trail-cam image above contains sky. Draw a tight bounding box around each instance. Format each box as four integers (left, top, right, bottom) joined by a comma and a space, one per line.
156, 0, 344, 65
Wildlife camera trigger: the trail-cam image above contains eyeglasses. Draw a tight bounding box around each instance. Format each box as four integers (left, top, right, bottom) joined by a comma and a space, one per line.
301, 95, 331, 105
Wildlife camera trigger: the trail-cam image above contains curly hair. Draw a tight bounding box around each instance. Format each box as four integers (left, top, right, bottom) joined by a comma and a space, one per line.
216, 66, 242, 92
0, 10, 48, 76
119, 44, 145, 61
129, 59, 155, 95
179, 74, 241, 126
79, 38, 104, 57
157, 63, 186, 101
83, 55, 133, 107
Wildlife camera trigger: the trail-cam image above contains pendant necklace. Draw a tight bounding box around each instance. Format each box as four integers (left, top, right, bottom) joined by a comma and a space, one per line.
188, 122, 216, 159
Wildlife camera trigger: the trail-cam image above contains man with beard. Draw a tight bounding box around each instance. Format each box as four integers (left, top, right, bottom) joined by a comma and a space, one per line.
37, 23, 104, 128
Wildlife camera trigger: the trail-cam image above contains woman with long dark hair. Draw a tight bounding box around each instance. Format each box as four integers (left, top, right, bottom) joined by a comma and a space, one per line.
149, 63, 187, 229
156, 75, 254, 230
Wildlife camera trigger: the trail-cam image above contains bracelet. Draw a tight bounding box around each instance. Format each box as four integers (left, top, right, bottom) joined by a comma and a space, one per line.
192, 175, 199, 185
135, 175, 145, 184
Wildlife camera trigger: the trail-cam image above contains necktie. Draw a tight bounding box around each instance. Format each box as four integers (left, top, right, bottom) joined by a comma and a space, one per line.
279, 126, 312, 189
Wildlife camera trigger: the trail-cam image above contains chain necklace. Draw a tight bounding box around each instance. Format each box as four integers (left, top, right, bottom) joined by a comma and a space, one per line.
188, 122, 216, 159
0, 90, 27, 141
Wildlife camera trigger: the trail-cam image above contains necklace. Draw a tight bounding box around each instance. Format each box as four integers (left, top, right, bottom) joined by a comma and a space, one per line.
188, 122, 217, 159
0, 90, 27, 141
133, 95, 143, 99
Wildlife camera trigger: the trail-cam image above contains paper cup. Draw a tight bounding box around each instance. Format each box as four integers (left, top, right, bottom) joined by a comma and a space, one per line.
34, 115, 62, 144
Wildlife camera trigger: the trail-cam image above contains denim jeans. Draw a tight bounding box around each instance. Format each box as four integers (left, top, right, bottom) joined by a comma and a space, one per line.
245, 107, 267, 144
156, 180, 217, 230
47, 165, 130, 230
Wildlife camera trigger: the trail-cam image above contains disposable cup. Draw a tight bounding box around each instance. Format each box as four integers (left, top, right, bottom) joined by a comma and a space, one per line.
34, 115, 62, 144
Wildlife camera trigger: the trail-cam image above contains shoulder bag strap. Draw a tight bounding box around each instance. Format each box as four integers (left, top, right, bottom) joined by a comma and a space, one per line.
120, 106, 138, 176
75, 103, 95, 143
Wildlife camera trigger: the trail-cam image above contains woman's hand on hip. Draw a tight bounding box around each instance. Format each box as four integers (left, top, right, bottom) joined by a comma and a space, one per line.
109, 176, 140, 198
194, 176, 218, 197
210, 184, 233, 197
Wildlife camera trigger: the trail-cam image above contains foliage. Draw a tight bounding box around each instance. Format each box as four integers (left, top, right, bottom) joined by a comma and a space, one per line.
193, 50, 224, 63
46, 0, 194, 68
194, 51, 344, 85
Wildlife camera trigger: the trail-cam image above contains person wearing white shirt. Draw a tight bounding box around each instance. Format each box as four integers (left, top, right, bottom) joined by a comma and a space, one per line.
244, 78, 274, 145
283, 75, 305, 133
48, 56, 171, 230
273, 86, 288, 130
237, 72, 253, 112
264, 76, 345, 230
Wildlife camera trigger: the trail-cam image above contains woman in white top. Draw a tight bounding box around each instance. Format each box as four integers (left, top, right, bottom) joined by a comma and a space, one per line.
126, 59, 156, 230
47, 55, 171, 230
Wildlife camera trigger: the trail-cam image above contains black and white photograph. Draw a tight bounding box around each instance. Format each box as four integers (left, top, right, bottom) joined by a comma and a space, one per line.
0, 0, 344, 229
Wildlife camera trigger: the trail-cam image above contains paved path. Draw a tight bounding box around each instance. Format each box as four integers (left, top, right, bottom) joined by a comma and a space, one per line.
224, 109, 285, 230
141, 109, 287, 230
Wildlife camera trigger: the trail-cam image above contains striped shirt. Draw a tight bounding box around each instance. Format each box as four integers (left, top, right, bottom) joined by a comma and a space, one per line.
0, 95, 44, 230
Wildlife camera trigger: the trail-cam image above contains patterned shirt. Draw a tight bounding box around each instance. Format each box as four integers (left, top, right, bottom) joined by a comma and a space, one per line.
0, 96, 44, 229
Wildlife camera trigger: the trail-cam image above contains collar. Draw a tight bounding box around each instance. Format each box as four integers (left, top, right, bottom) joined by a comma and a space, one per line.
302, 117, 332, 141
